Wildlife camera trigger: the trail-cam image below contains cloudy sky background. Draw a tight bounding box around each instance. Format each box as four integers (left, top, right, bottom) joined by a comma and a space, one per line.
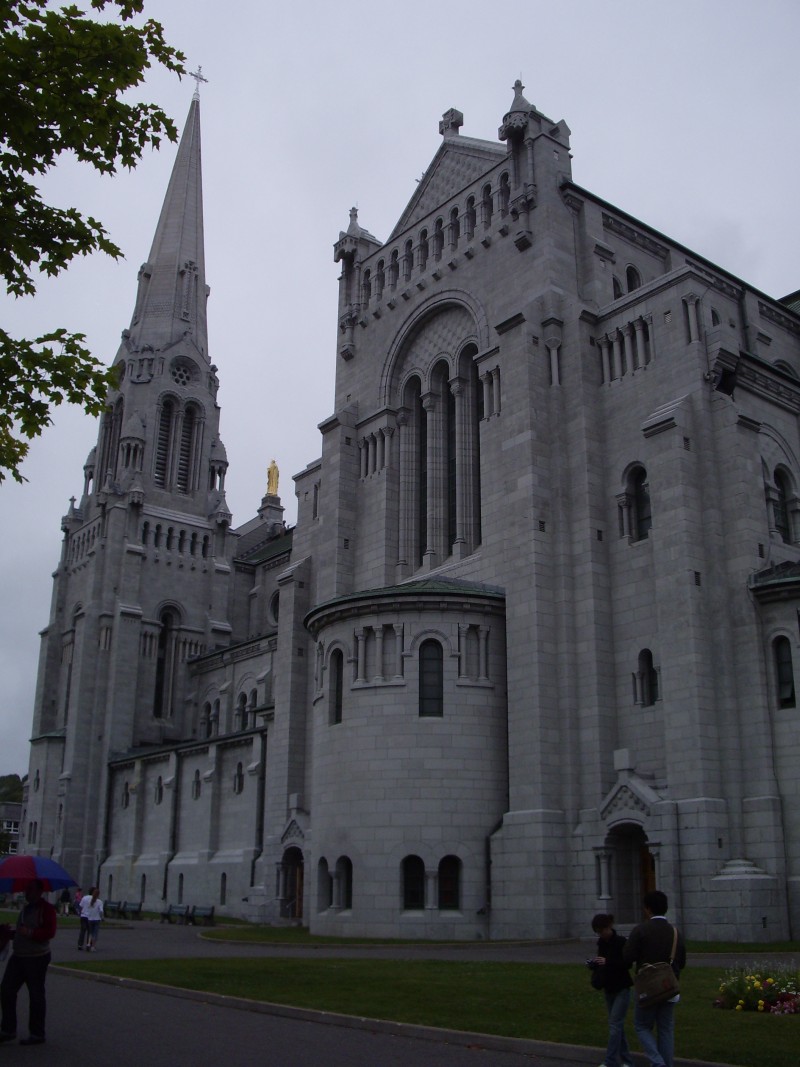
1, 0, 798, 775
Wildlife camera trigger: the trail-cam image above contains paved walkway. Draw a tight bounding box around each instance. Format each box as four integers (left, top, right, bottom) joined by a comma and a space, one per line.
2, 920, 770, 1066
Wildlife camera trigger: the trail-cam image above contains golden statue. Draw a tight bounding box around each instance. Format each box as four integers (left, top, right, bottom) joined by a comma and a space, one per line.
267, 458, 279, 496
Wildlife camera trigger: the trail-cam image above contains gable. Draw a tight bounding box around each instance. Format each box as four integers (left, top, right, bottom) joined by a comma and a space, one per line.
390, 137, 507, 241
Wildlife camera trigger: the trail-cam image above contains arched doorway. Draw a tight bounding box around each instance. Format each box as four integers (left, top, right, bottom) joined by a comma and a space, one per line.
279, 846, 304, 920
606, 823, 656, 924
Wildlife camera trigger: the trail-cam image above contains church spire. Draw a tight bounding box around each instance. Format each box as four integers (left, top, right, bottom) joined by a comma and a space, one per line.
126, 95, 209, 360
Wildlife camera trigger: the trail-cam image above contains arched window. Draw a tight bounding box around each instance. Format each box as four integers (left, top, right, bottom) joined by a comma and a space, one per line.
498, 172, 510, 216
774, 469, 792, 543
389, 249, 399, 289
177, 404, 201, 493
433, 218, 444, 260
613, 276, 623, 300
403, 239, 413, 281
419, 639, 444, 717
233, 762, 244, 794
402, 855, 425, 910
438, 855, 461, 910
375, 259, 385, 301
449, 206, 460, 248
336, 856, 353, 910
626, 265, 642, 292
481, 183, 493, 228
330, 648, 344, 725
317, 858, 332, 910
154, 398, 176, 487
418, 229, 429, 272
153, 609, 179, 718
236, 692, 248, 730
638, 649, 659, 706
774, 636, 795, 708
465, 196, 476, 238
631, 468, 652, 541
362, 268, 371, 305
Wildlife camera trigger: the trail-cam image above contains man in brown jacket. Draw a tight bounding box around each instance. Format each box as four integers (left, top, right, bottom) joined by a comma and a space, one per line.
623, 890, 686, 1067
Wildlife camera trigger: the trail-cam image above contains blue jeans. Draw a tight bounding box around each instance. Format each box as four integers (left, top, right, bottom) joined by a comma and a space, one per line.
603, 987, 632, 1066
634, 999, 675, 1067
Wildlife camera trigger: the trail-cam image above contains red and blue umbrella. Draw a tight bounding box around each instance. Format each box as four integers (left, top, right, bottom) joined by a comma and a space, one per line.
0, 855, 78, 892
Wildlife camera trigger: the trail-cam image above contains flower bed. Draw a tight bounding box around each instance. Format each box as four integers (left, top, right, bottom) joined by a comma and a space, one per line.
715, 962, 800, 1013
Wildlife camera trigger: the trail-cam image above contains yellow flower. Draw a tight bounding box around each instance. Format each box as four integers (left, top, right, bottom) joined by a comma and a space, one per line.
735, 1004, 744, 1011
758, 1001, 765, 1011
754, 981, 762, 989
766, 978, 775, 985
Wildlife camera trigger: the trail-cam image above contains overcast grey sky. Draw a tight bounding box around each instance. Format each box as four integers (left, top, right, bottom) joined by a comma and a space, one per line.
1, 0, 798, 776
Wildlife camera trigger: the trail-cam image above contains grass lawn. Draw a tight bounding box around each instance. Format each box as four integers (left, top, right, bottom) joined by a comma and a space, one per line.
67, 957, 799, 1067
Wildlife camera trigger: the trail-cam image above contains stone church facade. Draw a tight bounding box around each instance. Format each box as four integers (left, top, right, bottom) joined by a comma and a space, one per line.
20, 83, 800, 940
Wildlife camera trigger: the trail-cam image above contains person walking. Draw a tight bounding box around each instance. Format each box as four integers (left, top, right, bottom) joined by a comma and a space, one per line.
590, 913, 634, 1067
623, 890, 686, 1067
82, 888, 104, 952
0, 878, 57, 1046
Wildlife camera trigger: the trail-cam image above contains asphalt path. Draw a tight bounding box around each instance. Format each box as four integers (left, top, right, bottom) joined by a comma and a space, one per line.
0, 920, 765, 1066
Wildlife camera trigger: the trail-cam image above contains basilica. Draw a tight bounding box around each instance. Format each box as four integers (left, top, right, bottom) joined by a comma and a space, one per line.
21, 82, 800, 940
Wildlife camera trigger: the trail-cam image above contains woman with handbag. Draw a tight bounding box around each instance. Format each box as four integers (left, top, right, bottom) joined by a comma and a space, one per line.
590, 913, 634, 1067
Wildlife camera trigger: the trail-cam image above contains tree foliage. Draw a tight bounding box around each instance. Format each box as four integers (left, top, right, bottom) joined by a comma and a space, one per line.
0, 0, 185, 482
0, 774, 23, 802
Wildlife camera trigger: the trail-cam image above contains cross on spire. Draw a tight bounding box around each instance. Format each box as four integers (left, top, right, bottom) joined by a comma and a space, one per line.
189, 66, 208, 100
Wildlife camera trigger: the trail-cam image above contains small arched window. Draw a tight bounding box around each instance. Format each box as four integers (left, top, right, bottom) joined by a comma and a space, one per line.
418, 229, 429, 272
402, 855, 425, 910
362, 268, 371, 305
403, 239, 413, 280
465, 196, 476, 238
330, 648, 344, 725
317, 858, 332, 910
433, 218, 444, 259
638, 649, 659, 706
481, 183, 493, 228
449, 206, 460, 248
419, 639, 444, 717
498, 172, 510, 216
233, 762, 244, 795
774, 636, 796, 708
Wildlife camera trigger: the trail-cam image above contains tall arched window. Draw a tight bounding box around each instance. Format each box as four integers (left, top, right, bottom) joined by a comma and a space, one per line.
236, 692, 248, 730
330, 648, 344, 725
153, 609, 179, 718
402, 855, 425, 910
627, 467, 652, 541
481, 183, 493, 228
465, 196, 476, 238
176, 404, 199, 492
438, 855, 461, 910
774, 469, 792, 543
774, 636, 795, 708
154, 398, 176, 487
419, 639, 444, 717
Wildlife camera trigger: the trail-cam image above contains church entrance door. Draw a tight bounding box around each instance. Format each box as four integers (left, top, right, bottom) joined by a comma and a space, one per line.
606, 823, 654, 924
281, 846, 304, 920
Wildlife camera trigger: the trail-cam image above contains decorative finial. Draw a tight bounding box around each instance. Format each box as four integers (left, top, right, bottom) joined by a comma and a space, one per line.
189, 66, 208, 100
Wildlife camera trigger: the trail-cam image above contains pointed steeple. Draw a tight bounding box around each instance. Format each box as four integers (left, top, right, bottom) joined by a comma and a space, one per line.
126, 96, 209, 360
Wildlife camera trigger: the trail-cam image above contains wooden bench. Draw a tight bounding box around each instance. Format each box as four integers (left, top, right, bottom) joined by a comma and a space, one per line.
189, 905, 215, 926
104, 900, 122, 917
120, 901, 142, 920
160, 903, 190, 924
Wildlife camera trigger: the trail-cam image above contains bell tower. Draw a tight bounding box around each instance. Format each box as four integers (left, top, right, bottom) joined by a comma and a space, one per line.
24, 91, 236, 888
